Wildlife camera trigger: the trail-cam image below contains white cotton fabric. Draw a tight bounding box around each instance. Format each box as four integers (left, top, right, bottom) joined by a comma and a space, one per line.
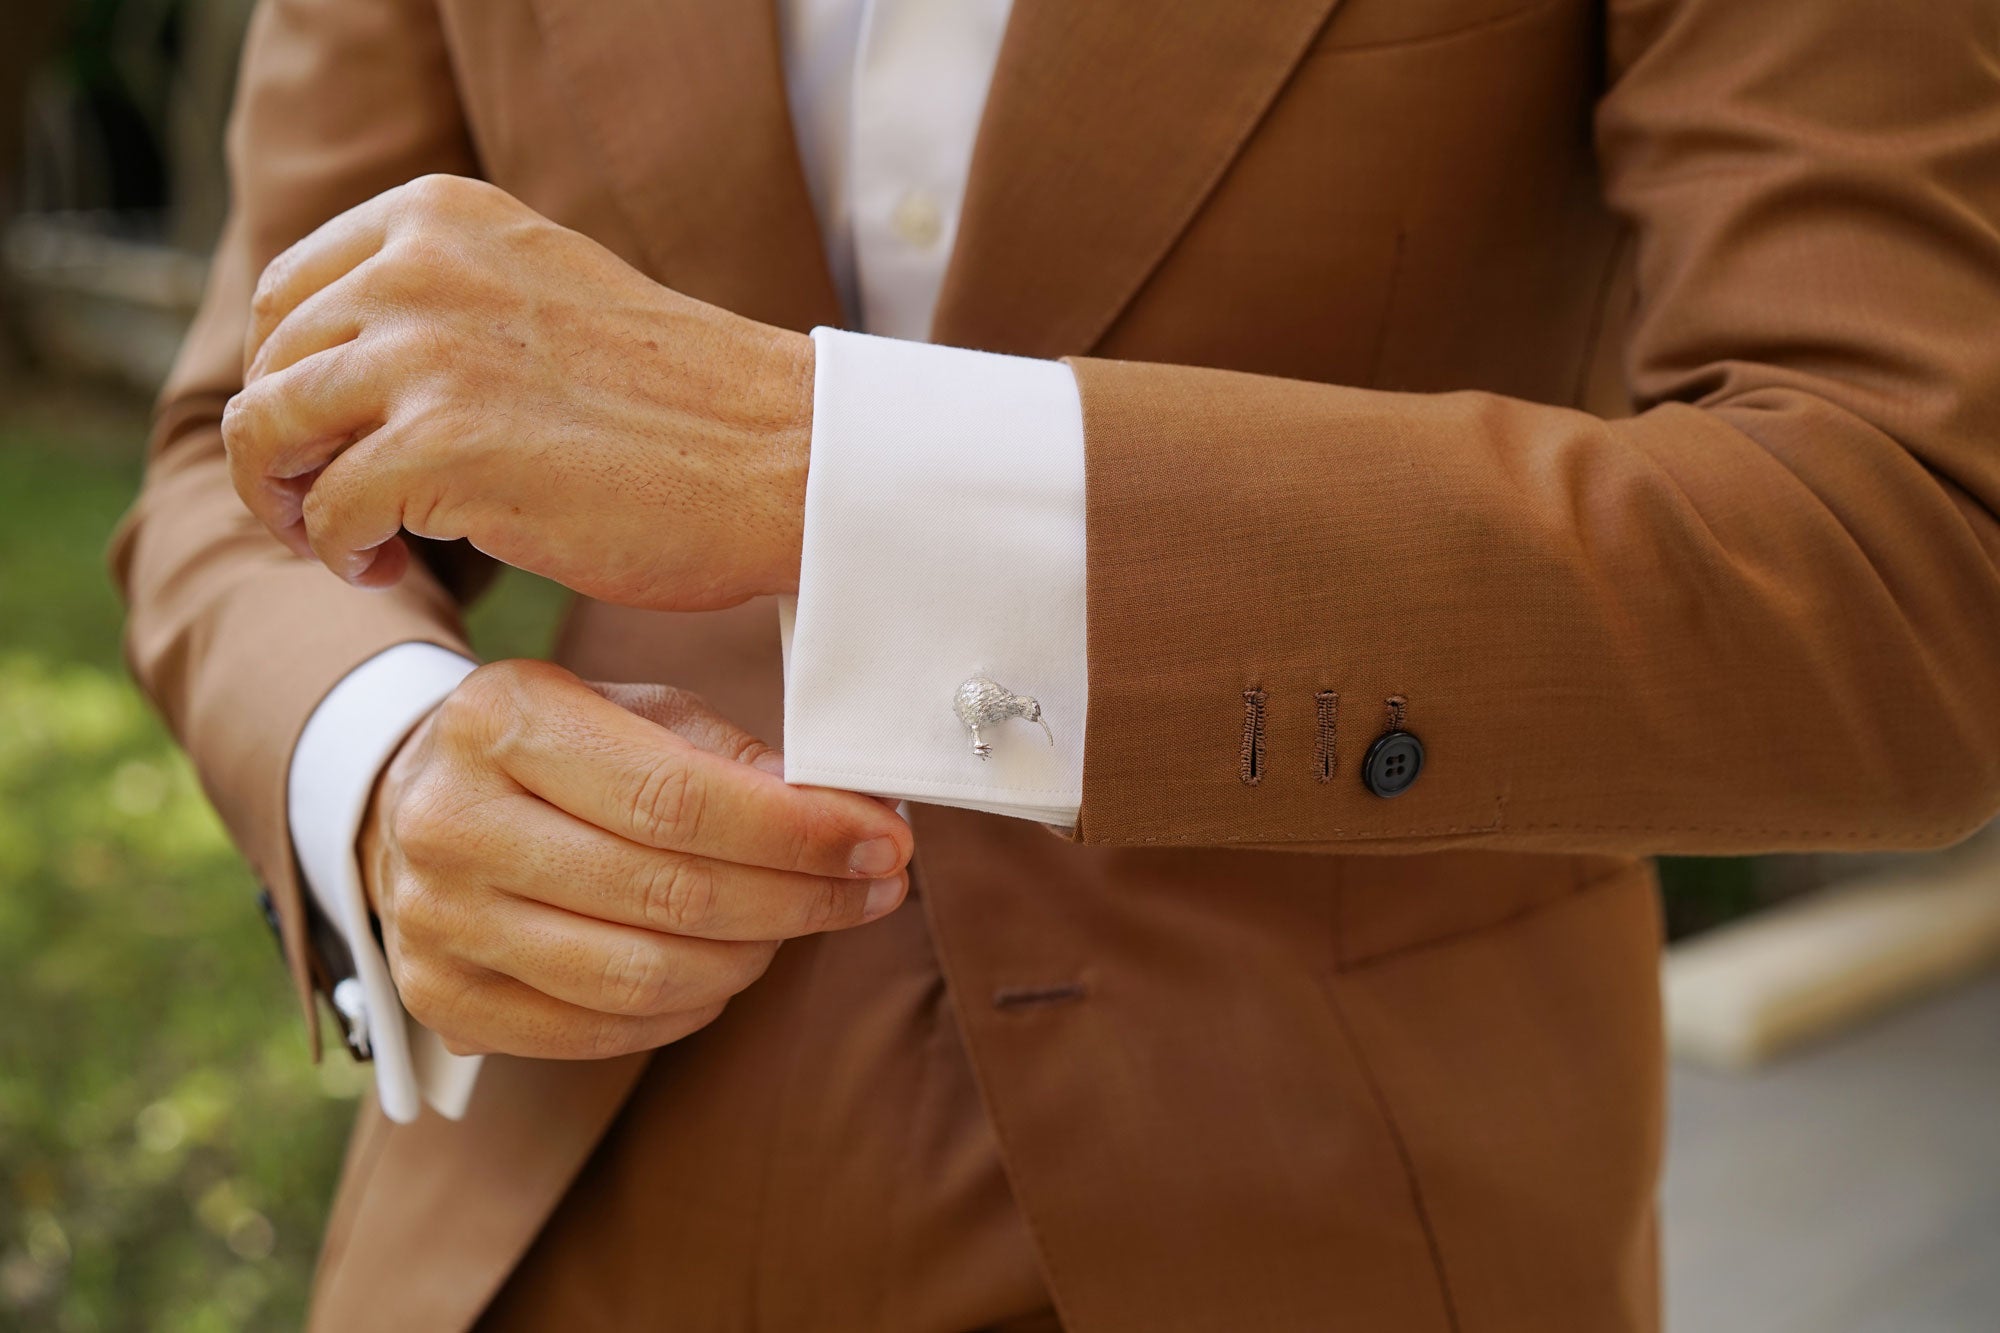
781, 329, 1086, 825
287, 642, 479, 1121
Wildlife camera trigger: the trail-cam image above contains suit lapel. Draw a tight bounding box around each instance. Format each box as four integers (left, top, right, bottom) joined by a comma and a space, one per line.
310, 4, 1347, 1322
527, 0, 843, 333
931, 0, 1345, 356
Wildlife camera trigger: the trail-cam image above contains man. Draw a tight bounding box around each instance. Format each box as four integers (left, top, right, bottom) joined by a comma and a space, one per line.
115, 0, 2000, 1328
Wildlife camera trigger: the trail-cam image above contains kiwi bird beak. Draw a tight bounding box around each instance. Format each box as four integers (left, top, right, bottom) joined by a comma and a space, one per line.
1036, 716, 1054, 746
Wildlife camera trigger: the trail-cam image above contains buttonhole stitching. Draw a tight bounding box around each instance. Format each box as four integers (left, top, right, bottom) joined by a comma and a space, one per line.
993, 981, 1089, 1011
1240, 688, 1268, 786
1315, 690, 1339, 783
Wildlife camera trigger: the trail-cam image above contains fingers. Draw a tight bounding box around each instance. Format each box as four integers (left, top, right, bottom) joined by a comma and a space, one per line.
397, 963, 728, 1061
243, 190, 401, 373
476, 666, 914, 879
450, 891, 775, 1018
223, 342, 384, 548
244, 256, 374, 384
485, 796, 907, 939
242, 173, 506, 374
296, 428, 426, 585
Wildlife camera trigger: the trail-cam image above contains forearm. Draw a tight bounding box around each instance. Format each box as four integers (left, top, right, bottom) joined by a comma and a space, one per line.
1067, 0, 2000, 854
1070, 359, 2000, 854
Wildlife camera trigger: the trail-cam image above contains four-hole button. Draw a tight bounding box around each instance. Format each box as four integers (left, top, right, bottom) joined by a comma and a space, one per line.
1362, 731, 1425, 798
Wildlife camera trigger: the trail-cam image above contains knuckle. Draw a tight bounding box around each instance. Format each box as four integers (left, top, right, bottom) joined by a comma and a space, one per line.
392, 786, 452, 862
394, 764, 494, 855
296, 471, 341, 533
631, 758, 701, 847
805, 878, 863, 934
250, 259, 290, 321
598, 941, 673, 1017
427, 685, 481, 749
393, 958, 451, 1029
218, 391, 264, 460
401, 172, 466, 216
787, 797, 848, 871
453, 661, 517, 712
452, 662, 533, 746
641, 855, 717, 934
583, 1015, 645, 1061
389, 876, 460, 957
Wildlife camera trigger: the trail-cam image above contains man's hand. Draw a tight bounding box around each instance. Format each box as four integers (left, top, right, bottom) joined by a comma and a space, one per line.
222, 174, 813, 610
360, 660, 912, 1060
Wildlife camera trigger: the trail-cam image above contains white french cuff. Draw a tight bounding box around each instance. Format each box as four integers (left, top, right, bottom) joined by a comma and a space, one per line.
287, 641, 482, 1124
779, 328, 1088, 826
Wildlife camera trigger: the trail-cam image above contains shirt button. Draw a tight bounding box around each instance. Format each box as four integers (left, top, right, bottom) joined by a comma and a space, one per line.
1362, 730, 1425, 798
891, 189, 943, 248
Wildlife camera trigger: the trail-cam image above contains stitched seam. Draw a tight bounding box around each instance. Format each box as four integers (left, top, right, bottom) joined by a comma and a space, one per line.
993, 981, 1089, 1010
1314, 691, 1340, 782
1240, 689, 1268, 786
1320, 979, 1464, 1332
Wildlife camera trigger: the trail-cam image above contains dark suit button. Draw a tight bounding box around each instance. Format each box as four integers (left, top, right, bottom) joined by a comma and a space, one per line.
1362, 731, 1424, 798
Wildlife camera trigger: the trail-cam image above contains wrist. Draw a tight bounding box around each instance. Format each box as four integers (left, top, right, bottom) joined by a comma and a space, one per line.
757, 327, 813, 597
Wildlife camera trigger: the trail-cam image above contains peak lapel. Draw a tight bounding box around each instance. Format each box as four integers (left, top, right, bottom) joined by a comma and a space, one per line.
931, 0, 1345, 358
528, 0, 843, 332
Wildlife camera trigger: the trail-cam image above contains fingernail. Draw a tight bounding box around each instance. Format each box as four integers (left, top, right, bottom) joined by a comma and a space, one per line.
863, 877, 904, 919
752, 751, 787, 778
849, 836, 899, 877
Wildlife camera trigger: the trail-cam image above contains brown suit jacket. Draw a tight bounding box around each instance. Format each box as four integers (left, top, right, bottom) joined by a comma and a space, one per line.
114, 0, 2000, 1329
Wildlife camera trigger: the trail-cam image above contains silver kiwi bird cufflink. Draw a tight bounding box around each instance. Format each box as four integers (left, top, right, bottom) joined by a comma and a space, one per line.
953, 676, 1052, 760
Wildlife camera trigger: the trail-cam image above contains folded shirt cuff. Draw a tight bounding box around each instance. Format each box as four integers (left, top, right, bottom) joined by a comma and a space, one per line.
780, 328, 1088, 826
287, 641, 481, 1123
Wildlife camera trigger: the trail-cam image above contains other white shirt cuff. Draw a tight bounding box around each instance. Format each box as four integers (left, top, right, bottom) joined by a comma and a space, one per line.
780, 328, 1088, 825
287, 641, 481, 1124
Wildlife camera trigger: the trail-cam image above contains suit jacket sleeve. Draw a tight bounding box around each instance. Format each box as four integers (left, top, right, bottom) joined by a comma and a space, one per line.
110, 0, 485, 1049
1070, 0, 2000, 856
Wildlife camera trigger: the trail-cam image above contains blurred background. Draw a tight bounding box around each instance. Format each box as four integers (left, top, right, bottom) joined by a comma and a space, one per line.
0, 3, 1995, 1331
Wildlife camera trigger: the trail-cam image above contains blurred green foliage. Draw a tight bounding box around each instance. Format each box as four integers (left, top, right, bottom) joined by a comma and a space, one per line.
0, 394, 566, 1332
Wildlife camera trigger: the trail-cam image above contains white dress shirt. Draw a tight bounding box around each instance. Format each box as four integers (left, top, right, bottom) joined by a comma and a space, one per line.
288, 0, 1091, 1121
